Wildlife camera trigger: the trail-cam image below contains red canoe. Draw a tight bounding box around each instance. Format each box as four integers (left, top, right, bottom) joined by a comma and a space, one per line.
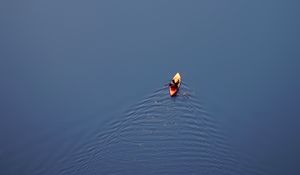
169, 73, 181, 97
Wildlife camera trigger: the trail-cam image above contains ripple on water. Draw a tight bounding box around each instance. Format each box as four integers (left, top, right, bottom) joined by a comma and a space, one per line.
59, 83, 268, 175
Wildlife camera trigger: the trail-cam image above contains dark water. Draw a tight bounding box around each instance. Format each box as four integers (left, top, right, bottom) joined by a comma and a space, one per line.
1, 1, 300, 175
59, 84, 267, 175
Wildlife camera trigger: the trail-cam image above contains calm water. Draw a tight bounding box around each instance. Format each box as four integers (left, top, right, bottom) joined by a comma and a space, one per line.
1, 1, 300, 175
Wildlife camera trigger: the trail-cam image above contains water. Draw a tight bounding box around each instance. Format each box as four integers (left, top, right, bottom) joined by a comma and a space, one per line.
1, 1, 300, 175
58, 84, 266, 175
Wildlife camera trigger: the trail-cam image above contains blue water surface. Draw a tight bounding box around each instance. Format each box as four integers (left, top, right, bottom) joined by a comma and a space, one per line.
0, 1, 300, 174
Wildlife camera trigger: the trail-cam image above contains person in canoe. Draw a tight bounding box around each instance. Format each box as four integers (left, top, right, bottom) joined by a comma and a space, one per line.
169, 73, 181, 96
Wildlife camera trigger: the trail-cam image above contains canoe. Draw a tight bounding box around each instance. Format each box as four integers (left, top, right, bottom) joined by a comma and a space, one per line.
169, 73, 181, 96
